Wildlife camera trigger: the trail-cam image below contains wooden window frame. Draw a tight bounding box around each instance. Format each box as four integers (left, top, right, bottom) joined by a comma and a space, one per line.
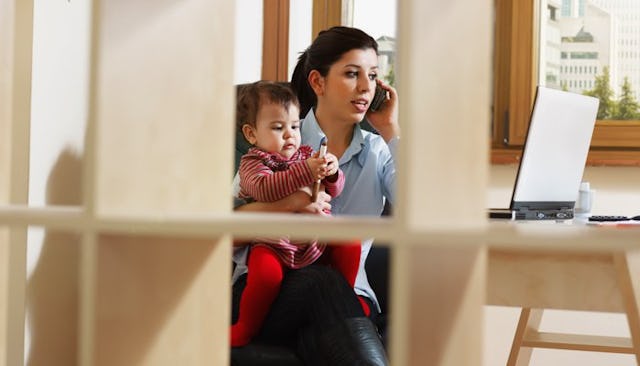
262, 0, 290, 81
492, 0, 640, 166
262, 0, 342, 81
260, 0, 640, 166
312, 0, 342, 37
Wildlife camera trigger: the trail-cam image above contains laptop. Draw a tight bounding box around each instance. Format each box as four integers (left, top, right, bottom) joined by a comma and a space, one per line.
489, 86, 599, 220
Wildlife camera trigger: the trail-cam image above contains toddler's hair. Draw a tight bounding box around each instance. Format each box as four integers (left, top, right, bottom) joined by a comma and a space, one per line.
236, 81, 300, 133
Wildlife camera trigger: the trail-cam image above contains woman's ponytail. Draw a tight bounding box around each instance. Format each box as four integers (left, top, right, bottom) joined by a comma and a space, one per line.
290, 50, 316, 118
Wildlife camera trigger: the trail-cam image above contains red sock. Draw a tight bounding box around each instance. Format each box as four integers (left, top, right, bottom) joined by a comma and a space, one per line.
327, 242, 360, 287
358, 296, 371, 317
327, 241, 370, 316
231, 246, 283, 347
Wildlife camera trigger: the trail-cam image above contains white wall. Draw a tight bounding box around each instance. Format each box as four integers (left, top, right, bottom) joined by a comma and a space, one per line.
29, 0, 89, 208
485, 164, 640, 366
26, 0, 90, 364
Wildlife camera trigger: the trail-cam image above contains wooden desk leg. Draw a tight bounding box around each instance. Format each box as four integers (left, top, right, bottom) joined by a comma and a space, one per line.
506, 308, 543, 366
614, 251, 640, 364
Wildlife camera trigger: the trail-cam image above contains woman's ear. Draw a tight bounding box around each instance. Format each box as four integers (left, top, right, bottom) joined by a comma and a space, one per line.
241, 124, 257, 145
307, 70, 325, 96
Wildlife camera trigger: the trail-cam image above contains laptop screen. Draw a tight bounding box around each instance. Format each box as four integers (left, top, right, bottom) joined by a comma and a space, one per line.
510, 86, 599, 211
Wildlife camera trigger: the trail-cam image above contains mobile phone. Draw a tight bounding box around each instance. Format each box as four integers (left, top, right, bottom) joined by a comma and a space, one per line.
369, 85, 387, 112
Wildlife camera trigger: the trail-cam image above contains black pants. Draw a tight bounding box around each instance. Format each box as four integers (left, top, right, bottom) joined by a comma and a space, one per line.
232, 265, 389, 365
232, 264, 364, 344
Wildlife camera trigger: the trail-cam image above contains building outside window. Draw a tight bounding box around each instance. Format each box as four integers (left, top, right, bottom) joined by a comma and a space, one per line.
541, 0, 640, 120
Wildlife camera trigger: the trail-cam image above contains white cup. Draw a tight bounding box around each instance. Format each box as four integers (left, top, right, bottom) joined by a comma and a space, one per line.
575, 181, 594, 217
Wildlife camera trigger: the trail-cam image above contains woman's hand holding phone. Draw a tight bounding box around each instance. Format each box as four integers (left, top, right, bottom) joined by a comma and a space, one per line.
366, 80, 400, 142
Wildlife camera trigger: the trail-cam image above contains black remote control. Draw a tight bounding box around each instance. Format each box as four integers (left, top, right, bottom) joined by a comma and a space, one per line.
588, 215, 630, 222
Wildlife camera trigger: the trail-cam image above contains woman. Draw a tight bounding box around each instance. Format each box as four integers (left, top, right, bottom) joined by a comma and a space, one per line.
232, 26, 398, 366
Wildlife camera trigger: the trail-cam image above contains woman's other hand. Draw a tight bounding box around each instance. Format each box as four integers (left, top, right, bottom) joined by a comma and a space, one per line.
366, 80, 400, 143
297, 186, 332, 216
235, 189, 331, 216
270, 187, 332, 215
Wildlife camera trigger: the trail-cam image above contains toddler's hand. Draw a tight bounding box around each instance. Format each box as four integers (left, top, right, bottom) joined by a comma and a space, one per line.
306, 157, 328, 180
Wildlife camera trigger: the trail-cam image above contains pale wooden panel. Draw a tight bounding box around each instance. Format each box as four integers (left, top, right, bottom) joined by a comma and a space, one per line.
92, 234, 230, 366
93, 0, 235, 215
0, 0, 11, 207
0, 229, 7, 364
614, 251, 640, 362
0, 229, 27, 366
0, 0, 11, 357
391, 0, 490, 363
488, 249, 623, 312
85, 0, 235, 364
391, 244, 486, 366
2, 0, 32, 205
0, 0, 33, 365
396, 0, 491, 230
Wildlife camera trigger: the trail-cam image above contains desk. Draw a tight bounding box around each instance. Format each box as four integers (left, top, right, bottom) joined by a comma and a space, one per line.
487, 221, 640, 365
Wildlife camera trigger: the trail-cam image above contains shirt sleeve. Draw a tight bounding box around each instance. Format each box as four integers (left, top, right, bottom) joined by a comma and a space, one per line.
239, 155, 315, 202
379, 136, 398, 205
322, 169, 345, 198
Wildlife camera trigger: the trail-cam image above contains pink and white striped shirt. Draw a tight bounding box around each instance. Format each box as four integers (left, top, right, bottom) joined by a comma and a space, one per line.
238, 145, 345, 268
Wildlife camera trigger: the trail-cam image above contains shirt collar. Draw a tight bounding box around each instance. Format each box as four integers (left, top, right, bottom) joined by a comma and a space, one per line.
300, 109, 325, 150
301, 109, 366, 165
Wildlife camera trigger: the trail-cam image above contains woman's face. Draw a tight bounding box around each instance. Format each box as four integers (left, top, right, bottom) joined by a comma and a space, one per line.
318, 48, 379, 126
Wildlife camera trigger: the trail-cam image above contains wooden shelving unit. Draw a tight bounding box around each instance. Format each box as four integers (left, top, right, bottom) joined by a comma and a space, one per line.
1, 0, 495, 365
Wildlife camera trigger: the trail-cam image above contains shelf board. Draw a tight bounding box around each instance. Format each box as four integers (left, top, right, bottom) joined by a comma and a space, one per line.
0, 204, 487, 246
489, 220, 640, 251
0, 205, 86, 231
4, 205, 639, 251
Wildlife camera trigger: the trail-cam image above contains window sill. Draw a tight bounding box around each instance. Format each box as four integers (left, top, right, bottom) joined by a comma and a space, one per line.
491, 148, 640, 167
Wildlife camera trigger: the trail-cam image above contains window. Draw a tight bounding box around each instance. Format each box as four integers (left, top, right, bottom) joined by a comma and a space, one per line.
288, 0, 313, 79
492, 0, 640, 165
264, 0, 397, 85
264, 0, 639, 165
234, 0, 263, 83
349, 0, 398, 86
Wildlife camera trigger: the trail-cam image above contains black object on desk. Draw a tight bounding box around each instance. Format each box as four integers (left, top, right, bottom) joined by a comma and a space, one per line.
588, 215, 640, 222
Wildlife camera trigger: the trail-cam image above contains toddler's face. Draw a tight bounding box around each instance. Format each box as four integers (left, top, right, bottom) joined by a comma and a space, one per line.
250, 103, 301, 159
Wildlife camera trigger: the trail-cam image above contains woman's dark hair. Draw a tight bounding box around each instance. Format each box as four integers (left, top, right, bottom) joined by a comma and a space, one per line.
290, 26, 378, 118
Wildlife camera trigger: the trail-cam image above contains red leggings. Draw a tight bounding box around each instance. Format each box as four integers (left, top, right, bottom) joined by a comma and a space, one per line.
231, 242, 364, 347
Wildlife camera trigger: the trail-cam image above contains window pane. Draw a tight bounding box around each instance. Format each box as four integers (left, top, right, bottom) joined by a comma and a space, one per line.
288, 0, 313, 80
234, 0, 262, 84
350, 0, 398, 86
539, 0, 640, 120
